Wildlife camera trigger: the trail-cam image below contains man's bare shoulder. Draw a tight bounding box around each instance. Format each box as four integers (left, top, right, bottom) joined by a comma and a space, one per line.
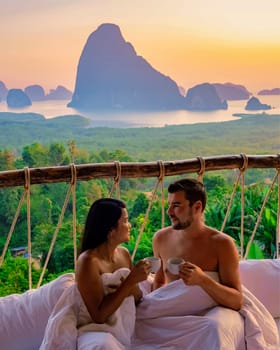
153, 226, 173, 242
207, 226, 237, 248
207, 226, 233, 239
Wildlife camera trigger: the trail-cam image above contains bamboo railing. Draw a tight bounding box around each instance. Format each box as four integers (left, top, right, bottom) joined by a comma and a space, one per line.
0, 154, 279, 188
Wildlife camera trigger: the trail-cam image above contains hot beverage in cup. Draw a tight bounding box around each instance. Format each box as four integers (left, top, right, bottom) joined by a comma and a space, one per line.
145, 257, 161, 273
167, 257, 184, 275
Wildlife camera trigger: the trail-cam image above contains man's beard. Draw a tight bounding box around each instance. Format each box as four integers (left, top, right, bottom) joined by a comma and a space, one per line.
171, 217, 192, 230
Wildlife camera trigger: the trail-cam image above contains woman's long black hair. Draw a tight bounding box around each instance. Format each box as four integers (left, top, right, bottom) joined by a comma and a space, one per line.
79, 198, 126, 254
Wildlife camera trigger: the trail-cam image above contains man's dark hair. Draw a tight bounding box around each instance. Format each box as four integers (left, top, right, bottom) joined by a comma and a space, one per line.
168, 178, 206, 211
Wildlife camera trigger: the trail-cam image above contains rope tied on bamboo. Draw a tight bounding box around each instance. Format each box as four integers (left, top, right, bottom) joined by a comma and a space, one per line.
24, 167, 33, 290
276, 164, 280, 258
109, 161, 121, 199
240, 153, 248, 173
197, 156, 205, 183
244, 167, 279, 259
131, 160, 166, 261
70, 163, 78, 268
37, 163, 78, 288
239, 153, 248, 259
158, 160, 165, 229
0, 168, 31, 268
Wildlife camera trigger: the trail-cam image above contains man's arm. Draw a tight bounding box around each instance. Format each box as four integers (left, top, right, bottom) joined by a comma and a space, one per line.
179, 236, 243, 310
213, 235, 243, 310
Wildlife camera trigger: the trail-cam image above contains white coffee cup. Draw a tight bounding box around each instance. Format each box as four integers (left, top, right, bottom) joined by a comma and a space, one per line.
167, 257, 184, 275
145, 257, 161, 273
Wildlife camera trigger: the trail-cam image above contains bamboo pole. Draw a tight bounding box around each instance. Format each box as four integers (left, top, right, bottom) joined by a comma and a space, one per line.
0, 154, 279, 188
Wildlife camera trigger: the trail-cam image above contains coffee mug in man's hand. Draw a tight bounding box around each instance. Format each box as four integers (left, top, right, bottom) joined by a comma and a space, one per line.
145, 257, 161, 273
167, 257, 185, 275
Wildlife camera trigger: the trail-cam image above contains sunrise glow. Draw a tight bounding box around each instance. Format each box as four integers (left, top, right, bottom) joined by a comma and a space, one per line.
1, 0, 279, 94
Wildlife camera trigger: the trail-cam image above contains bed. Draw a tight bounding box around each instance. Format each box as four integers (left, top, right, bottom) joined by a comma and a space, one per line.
0, 259, 279, 349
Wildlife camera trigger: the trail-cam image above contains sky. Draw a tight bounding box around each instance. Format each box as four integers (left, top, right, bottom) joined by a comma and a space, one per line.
1, 0, 280, 95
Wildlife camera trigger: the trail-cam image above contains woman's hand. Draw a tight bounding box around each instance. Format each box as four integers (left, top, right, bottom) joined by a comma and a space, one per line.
120, 259, 150, 301
130, 284, 143, 305
128, 259, 152, 284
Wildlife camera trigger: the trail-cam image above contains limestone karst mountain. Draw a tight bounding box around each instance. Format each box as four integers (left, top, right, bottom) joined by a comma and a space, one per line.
258, 88, 280, 95
24, 85, 72, 101
0, 81, 8, 101
245, 96, 271, 111
212, 82, 251, 100
45, 85, 72, 100
6, 89, 32, 108
185, 83, 228, 111
68, 23, 186, 111
25, 85, 45, 101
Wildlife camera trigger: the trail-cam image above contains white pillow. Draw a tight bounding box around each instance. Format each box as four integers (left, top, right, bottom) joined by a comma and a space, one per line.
0, 272, 75, 350
239, 259, 280, 318
136, 278, 217, 320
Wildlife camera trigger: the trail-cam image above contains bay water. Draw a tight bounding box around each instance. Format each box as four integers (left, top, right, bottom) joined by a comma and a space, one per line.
0, 95, 279, 128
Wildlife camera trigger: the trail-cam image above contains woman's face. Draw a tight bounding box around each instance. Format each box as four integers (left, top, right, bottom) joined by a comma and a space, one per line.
115, 208, 131, 243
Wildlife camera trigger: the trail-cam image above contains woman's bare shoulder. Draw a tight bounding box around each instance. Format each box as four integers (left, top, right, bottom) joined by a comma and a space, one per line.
76, 249, 100, 270
117, 245, 130, 256
75, 250, 102, 283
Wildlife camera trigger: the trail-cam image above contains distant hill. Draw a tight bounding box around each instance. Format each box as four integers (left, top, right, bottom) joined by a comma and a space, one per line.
185, 83, 227, 111
258, 88, 280, 95
213, 82, 251, 100
68, 23, 228, 112
6, 89, 32, 108
0, 81, 8, 101
23, 85, 72, 101
245, 97, 271, 111
0, 82, 72, 105
24, 85, 45, 101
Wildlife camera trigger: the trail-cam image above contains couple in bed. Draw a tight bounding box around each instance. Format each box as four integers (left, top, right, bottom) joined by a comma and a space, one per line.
75, 178, 243, 348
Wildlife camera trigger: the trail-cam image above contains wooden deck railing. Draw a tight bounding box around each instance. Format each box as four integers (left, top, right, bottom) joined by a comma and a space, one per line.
0, 154, 279, 188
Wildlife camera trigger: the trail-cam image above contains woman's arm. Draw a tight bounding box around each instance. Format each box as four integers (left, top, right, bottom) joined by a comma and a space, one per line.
76, 253, 150, 323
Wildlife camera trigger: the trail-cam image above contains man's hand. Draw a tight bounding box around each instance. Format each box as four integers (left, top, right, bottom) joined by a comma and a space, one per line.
179, 261, 204, 286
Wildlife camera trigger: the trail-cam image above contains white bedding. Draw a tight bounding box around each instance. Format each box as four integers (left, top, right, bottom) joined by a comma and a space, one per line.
0, 273, 75, 350
39, 268, 135, 350
38, 269, 280, 350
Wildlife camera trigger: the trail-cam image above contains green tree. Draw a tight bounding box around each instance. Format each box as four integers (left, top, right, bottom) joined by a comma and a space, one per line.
0, 149, 15, 170
0, 254, 41, 296
22, 142, 48, 167
129, 193, 149, 222
48, 143, 69, 165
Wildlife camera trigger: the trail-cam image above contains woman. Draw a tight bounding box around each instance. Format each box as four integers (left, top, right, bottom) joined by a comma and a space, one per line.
75, 198, 151, 325
39, 198, 150, 349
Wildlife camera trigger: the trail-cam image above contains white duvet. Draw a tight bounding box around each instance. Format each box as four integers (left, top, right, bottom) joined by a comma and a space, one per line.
135, 277, 279, 350
38, 268, 279, 350
39, 268, 135, 350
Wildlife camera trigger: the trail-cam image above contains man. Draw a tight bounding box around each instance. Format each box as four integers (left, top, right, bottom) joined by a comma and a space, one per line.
152, 178, 243, 310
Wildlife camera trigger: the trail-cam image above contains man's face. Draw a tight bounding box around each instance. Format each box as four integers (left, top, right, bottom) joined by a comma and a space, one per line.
167, 191, 194, 230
